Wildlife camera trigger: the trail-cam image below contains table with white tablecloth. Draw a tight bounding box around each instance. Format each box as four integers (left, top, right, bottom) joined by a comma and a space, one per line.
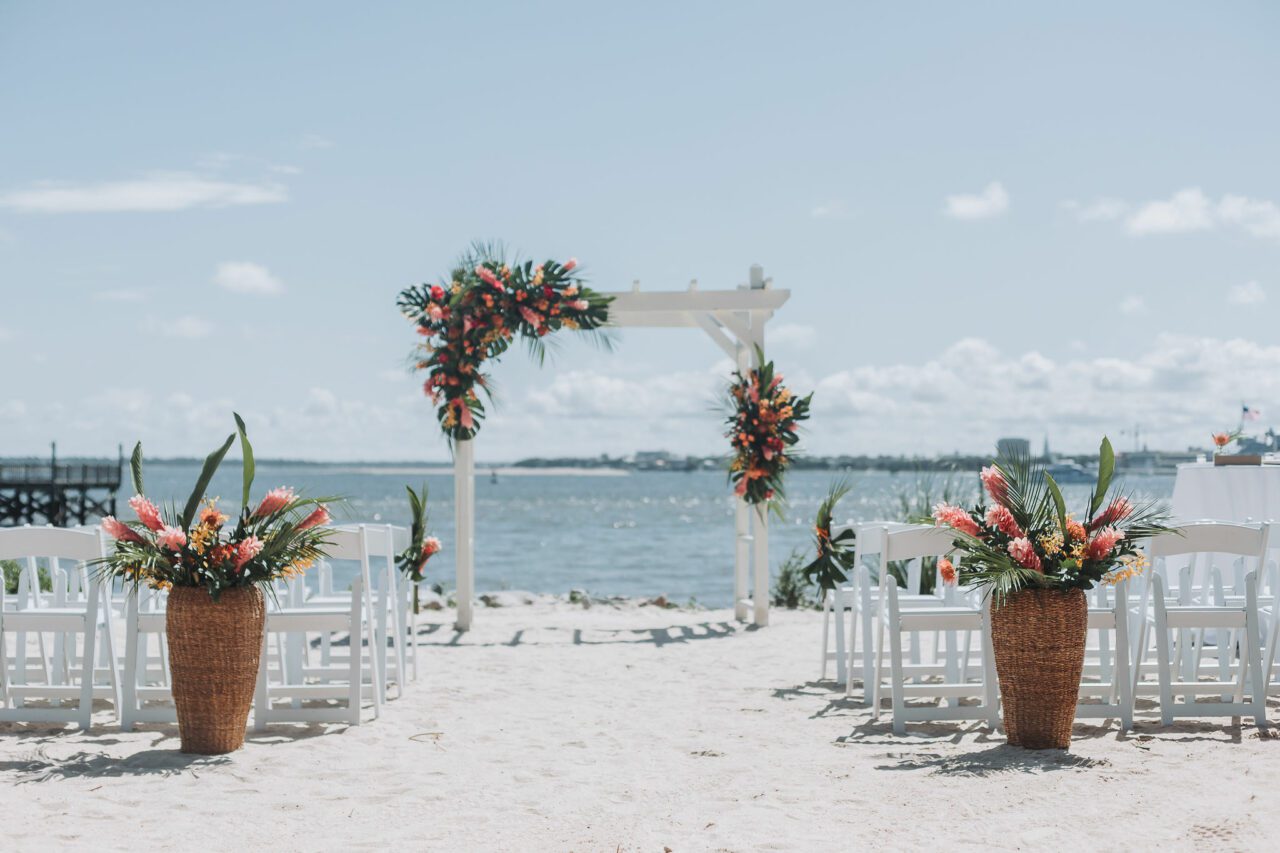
1171, 462, 1280, 523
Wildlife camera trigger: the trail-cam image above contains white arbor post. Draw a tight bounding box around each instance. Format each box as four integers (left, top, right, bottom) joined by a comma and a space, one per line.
748, 298, 769, 627
453, 438, 475, 631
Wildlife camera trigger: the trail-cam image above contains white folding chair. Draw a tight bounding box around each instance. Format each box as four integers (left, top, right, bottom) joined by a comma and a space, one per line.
1075, 579, 1134, 729
0, 526, 119, 729
254, 525, 382, 728
307, 524, 409, 700
869, 526, 999, 734
843, 522, 943, 700
1133, 522, 1270, 727
119, 584, 175, 730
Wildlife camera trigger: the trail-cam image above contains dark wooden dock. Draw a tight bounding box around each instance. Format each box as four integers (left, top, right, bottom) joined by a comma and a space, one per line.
0, 444, 123, 527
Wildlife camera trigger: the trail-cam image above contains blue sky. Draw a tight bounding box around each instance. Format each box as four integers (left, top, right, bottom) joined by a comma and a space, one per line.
1, 1, 1278, 461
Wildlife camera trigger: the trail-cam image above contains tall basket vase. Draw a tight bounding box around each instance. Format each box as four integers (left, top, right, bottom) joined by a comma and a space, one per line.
989, 588, 1087, 750
166, 586, 266, 755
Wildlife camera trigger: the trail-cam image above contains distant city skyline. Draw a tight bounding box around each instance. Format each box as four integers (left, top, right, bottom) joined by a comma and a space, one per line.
2, 2, 1277, 461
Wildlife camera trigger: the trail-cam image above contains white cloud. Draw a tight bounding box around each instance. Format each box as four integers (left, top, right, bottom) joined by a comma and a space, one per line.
300, 133, 334, 150
146, 315, 213, 339
1228, 280, 1267, 305
1119, 295, 1145, 315
1126, 188, 1214, 235
1102, 188, 1280, 241
0, 172, 287, 213
943, 182, 1009, 220
810, 200, 847, 219
769, 323, 817, 349
213, 261, 284, 295
1062, 198, 1128, 222
93, 288, 147, 303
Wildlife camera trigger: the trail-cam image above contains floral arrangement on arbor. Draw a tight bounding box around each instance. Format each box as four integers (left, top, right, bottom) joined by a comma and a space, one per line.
930, 437, 1173, 601
396, 483, 441, 584
724, 353, 812, 508
801, 480, 857, 591
397, 245, 613, 441
97, 415, 338, 599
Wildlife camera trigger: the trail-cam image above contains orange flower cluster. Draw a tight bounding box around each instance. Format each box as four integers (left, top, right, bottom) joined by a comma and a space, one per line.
725, 356, 812, 507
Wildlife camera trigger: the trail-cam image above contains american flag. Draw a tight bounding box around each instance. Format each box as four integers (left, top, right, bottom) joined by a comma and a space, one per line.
1243, 403, 1262, 421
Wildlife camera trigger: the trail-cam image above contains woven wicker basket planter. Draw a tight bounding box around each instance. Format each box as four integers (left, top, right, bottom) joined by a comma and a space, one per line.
990, 587, 1087, 750
166, 586, 266, 755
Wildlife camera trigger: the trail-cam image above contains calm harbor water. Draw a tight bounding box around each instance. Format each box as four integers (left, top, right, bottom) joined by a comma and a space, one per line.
137, 463, 1175, 607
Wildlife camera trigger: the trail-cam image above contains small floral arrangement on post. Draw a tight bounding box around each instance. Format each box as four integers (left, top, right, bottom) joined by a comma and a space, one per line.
930, 437, 1174, 601
725, 351, 812, 510
396, 484, 441, 583
397, 243, 613, 441
97, 414, 339, 599
801, 480, 857, 592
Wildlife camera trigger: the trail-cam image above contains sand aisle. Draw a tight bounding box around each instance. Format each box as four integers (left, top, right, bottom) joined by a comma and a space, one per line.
2, 604, 1278, 851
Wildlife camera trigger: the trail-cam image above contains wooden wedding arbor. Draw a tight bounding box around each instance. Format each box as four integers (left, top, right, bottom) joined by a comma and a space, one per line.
450, 265, 789, 631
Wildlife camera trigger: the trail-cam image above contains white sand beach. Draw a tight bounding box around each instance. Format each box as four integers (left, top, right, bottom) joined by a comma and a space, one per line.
3, 602, 1278, 852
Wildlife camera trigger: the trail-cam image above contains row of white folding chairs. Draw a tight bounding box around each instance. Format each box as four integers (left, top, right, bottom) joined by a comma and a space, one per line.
0, 526, 119, 729
821, 519, 1278, 734
1, 523, 421, 731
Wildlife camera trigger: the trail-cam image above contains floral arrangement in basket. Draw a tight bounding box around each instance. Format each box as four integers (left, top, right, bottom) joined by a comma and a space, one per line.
397, 244, 613, 441
97, 414, 339, 599
801, 480, 857, 592
724, 352, 812, 509
930, 437, 1174, 600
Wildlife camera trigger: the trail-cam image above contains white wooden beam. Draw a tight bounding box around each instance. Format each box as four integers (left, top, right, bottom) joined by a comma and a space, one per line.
602, 288, 789, 315
453, 439, 475, 631
692, 312, 738, 360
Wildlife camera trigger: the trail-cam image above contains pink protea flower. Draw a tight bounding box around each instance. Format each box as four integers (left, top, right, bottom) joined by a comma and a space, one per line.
234, 535, 264, 571
129, 494, 165, 532
562, 257, 578, 273
422, 536, 441, 557
938, 557, 958, 586
932, 503, 980, 537
1087, 526, 1125, 561
984, 504, 1023, 538
519, 306, 543, 328
475, 265, 502, 288
253, 487, 296, 518
427, 304, 443, 321
980, 466, 1010, 507
297, 505, 331, 531
567, 299, 589, 311
1007, 537, 1043, 572
102, 515, 144, 544
1090, 497, 1134, 531
157, 525, 187, 551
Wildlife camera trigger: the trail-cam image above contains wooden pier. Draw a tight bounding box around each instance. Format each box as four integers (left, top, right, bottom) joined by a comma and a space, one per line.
0, 443, 123, 527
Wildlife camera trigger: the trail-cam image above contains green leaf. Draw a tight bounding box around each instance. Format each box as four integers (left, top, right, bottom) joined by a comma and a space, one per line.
1090, 436, 1116, 517
181, 433, 235, 529
129, 442, 144, 495
234, 412, 255, 510
1045, 472, 1068, 537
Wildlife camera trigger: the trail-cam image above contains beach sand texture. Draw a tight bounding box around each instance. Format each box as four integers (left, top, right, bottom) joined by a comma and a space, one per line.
2, 603, 1278, 851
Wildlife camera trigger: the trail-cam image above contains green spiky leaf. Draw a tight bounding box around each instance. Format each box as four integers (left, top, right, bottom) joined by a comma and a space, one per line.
130, 442, 144, 496
234, 412, 255, 510
1089, 437, 1116, 518
181, 433, 235, 529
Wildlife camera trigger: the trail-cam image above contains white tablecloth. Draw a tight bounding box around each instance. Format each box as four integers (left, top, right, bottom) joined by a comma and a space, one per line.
1171, 462, 1280, 523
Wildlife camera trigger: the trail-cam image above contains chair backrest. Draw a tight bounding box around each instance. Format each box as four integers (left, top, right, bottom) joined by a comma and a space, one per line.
881, 525, 957, 564
0, 525, 103, 562
1147, 521, 1270, 559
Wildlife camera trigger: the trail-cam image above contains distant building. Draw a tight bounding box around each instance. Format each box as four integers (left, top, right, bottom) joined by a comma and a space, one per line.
633, 450, 673, 470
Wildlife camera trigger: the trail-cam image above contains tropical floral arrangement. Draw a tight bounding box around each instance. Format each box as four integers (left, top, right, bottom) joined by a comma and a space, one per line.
1211, 430, 1242, 454
97, 415, 338, 599
396, 483, 441, 584
930, 437, 1174, 601
724, 352, 812, 508
801, 480, 857, 591
397, 244, 613, 441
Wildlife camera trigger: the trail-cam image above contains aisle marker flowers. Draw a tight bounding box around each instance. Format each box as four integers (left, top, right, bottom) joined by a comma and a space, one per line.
929, 437, 1174, 601
397, 244, 613, 441
724, 351, 812, 510
96, 414, 340, 599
